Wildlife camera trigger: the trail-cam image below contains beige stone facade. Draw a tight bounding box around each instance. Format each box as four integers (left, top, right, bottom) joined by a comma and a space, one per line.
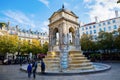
0, 22, 49, 45
48, 7, 81, 52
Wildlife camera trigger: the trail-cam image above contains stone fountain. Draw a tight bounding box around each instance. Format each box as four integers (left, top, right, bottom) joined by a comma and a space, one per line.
21, 6, 111, 74
44, 6, 94, 72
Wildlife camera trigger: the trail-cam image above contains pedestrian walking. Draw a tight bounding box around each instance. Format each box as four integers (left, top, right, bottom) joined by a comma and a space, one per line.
41, 59, 45, 74
32, 60, 37, 79
27, 62, 32, 78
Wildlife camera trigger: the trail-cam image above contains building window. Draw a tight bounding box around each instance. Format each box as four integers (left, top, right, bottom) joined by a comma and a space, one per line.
90, 30, 92, 34
112, 19, 116, 23
113, 25, 117, 29
86, 31, 88, 34
103, 22, 106, 25
86, 27, 88, 30
93, 25, 96, 28
107, 21, 110, 25
104, 27, 106, 31
82, 28, 84, 30
99, 23, 101, 26
89, 26, 91, 29
108, 26, 111, 31
94, 30, 96, 34
99, 28, 102, 32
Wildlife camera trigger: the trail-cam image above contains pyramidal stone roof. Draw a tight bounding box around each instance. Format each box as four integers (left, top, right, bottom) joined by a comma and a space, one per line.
57, 5, 78, 17
50, 5, 78, 19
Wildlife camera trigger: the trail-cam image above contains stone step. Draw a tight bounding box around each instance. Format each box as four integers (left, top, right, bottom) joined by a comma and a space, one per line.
69, 63, 92, 67
45, 56, 59, 59
45, 61, 60, 65
69, 51, 82, 53
69, 59, 90, 63
69, 57, 87, 60
69, 66, 94, 70
46, 65, 60, 68
69, 53, 84, 55
47, 51, 60, 55
44, 57, 60, 60
46, 67, 60, 70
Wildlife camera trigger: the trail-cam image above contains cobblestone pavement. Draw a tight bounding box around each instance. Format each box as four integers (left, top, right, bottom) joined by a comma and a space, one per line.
0, 62, 120, 80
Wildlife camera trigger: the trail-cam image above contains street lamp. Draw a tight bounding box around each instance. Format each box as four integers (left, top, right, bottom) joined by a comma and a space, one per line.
18, 41, 21, 66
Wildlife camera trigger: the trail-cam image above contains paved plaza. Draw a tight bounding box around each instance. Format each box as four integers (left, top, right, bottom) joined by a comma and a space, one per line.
0, 61, 120, 80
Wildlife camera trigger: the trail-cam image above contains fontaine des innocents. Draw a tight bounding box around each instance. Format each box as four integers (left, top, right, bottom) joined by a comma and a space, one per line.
44, 6, 94, 72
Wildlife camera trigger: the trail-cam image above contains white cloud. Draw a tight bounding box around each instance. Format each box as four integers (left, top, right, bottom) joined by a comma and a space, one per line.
3, 10, 36, 28
84, 0, 120, 22
38, 0, 49, 8
2, 10, 48, 32
41, 20, 49, 32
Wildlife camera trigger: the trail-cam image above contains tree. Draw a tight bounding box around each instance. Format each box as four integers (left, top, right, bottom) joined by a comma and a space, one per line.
97, 31, 114, 53
8, 35, 18, 54
80, 34, 97, 52
0, 35, 18, 55
114, 28, 120, 50
114, 36, 120, 50
20, 40, 30, 55
117, 0, 120, 3
30, 39, 42, 55
41, 42, 48, 54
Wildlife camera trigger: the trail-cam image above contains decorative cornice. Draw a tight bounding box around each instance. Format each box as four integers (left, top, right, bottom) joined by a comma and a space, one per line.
49, 17, 79, 27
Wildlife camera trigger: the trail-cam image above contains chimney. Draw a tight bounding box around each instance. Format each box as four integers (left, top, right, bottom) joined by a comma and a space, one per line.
16, 25, 18, 28
7, 21, 10, 27
115, 10, 118, 18
7, 21, 10, 30
95, 16, 98, 23
15, 25, 18, 31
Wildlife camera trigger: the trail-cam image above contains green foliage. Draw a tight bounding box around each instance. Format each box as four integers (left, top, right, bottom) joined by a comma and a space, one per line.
80, 28, 120, 54
117, 0, 120, 3
98, 31, 114, 52
80, 34, 98, 51
0, 35, 18, 55
41, 42, 48, 54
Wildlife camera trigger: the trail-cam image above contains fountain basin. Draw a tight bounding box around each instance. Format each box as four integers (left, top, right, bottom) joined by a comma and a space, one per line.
20, 62, 111, 75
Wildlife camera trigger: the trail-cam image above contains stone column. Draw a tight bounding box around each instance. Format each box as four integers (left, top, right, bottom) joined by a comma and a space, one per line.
49, 28, 53, 51
75, 27, 81, 50
59, 27, 62, 50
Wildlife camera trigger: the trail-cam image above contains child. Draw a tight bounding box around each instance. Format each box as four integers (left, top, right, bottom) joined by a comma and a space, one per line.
27, 62, 32, 78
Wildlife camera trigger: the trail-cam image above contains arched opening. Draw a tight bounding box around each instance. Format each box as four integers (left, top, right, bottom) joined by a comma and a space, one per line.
69, 27, 75, 45
53, 28, 59, 45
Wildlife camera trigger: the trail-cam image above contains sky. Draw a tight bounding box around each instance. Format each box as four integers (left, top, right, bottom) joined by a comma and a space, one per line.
0, 0, 120, 32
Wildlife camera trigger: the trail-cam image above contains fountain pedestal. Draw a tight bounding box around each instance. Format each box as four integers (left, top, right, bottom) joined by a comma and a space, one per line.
44, 50, 94, 72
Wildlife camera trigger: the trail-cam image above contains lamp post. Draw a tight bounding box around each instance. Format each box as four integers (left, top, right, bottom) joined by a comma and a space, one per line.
18, 41, 21, 66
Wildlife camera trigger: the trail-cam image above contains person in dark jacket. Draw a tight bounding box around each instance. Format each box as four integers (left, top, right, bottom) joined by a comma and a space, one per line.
32, 60, 37, 79
27, 62, 32, 78
41, 59, 45, 74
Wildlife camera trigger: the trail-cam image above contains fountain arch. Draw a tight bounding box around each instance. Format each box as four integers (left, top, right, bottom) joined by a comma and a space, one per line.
53, 28, 59, 45
69, 27, 75, 45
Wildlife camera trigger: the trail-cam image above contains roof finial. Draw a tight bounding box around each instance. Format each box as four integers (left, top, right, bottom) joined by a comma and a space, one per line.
62, 4, 64, 9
